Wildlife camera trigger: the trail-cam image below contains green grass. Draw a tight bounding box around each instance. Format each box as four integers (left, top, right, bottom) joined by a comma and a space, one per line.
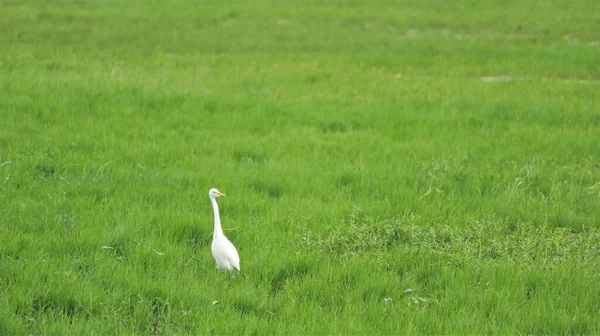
1, 0, 600, 334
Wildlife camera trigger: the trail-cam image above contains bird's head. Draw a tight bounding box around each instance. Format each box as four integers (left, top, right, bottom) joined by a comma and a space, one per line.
209, 188, 226, 199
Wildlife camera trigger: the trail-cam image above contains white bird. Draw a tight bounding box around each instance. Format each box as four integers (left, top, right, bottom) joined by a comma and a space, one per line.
209, 188, 240, 276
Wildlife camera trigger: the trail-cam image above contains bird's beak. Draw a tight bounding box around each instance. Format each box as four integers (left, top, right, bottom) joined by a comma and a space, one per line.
216, 191, 227, 197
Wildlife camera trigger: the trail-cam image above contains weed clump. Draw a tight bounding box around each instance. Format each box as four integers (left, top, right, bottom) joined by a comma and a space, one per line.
300, 210, 600, 268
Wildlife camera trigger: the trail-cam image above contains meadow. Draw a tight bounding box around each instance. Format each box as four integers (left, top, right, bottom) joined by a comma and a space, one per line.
1, 0, 599, 334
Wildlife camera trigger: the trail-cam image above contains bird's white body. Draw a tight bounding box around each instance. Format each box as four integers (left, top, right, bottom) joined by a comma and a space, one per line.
209, 188, 240, 275
211, 233, 240, 273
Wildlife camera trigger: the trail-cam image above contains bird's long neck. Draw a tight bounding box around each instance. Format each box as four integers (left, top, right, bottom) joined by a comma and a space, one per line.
211, 197, 224, 237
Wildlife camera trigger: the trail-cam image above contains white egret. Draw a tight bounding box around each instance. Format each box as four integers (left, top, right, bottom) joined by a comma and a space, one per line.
209, 188, 240, 276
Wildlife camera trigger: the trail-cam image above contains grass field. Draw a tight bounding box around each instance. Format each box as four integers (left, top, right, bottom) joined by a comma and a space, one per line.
1, 0, 600, 334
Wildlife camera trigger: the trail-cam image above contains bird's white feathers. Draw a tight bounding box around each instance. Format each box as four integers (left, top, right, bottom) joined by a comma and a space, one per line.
211, 234, 240, 274
209, 188, 240, 276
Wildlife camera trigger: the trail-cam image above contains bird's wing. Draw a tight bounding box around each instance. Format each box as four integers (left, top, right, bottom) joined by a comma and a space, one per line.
225, 239, 240, 272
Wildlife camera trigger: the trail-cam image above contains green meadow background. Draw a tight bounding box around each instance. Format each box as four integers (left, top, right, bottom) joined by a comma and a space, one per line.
1, 0, 599, 334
